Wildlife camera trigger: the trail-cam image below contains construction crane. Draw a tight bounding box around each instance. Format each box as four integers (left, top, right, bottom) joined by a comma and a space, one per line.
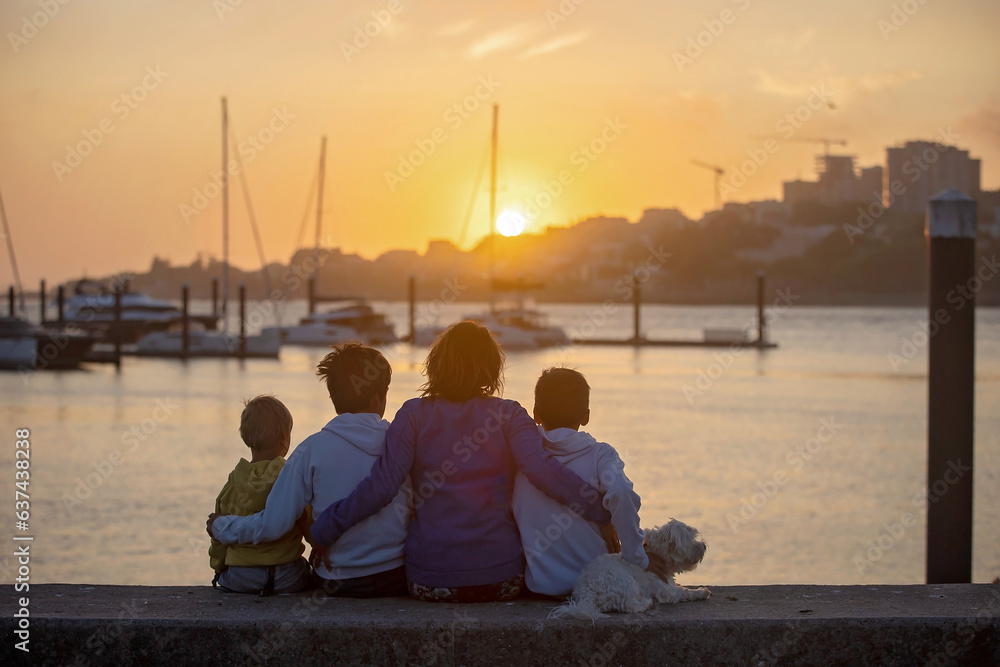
690, 159, 725, 210
788, 137, 847, 156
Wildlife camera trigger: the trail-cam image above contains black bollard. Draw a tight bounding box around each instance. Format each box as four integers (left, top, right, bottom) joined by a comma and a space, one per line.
925, 189, 977, 584
181, 284, 190, 359
238, 284, 247, 359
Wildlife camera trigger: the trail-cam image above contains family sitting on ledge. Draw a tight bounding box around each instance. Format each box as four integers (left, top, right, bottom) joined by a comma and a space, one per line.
206, 320, 668, 602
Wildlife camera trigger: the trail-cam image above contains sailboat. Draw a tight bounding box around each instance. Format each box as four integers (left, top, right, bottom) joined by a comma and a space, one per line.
0, 186, 98, 369
414, 105, 569, 350
263, 137, 398, 347
133, 97, 279, 358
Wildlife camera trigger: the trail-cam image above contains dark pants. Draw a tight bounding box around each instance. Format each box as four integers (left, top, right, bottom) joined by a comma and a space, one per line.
313, 565, 408, 598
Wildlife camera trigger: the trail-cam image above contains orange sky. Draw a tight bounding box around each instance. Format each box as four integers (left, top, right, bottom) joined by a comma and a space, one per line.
1, 0, 999, 285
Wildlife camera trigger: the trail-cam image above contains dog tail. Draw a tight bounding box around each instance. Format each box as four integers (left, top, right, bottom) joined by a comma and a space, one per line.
547, 594, 607, 623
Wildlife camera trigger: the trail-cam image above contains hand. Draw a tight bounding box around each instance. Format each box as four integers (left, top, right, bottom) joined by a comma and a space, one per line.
600, 523, 621, 554
206, 513, 221, 539
644, 548, 670, 583
310, 545, 333, 571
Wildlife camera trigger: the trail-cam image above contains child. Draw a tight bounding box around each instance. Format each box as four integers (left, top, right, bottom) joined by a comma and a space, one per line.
209, 395, 312, 595
512, 367, 652, 598
309, 322, 611, 603
208, 343, 410, 597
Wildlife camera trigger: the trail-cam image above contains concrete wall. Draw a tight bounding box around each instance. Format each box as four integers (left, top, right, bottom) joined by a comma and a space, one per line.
3, 583, 999, 666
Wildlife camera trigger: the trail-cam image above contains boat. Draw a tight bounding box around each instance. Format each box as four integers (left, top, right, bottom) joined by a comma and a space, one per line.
135, 323, 280, 358
0, 316, 99, 370
58, 279, 218, 343
264, 300, 398, 347
414, 104, 569, 350
263, 136, 398, 348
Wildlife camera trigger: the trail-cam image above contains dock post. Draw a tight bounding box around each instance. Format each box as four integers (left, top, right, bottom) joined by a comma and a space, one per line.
238, 284, 247, 359
211, 278, 219, 319
408, 275, 416, 343
57, 285, 65, 323
757, 271, 766, 345
39, 279, 45, 324
925, 189, 976, 584
181, 284, 190, 360
632, 275, 641, 344
113, 287, 122, 370
308, 277, 316, 315
8, 285, 14, 316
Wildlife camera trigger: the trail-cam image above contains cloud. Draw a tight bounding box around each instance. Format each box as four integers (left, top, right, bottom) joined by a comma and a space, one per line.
467, 24, 536, 59
520, 30, 591, 59
439, 19, 476, 37
960, 104, 1000, 151
752, 68, 923, 104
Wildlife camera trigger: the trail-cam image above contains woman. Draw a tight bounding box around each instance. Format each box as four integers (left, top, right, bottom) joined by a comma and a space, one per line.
310, 321, 613, 602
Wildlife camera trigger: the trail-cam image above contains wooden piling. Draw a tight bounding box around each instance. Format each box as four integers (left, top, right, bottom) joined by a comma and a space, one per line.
7, 285, 13, 317
632, 275, 641, 344
181, 284, 190, 360
113, 287, 122, 370
757, 271, 766, 344
238, 284, 247, 359
39, 279, 45, 323
408, 275, 416, 343
57, 285, 65, 323
308, 277, 316, 315
925, 189, 976, 584
212, 278, 219, 318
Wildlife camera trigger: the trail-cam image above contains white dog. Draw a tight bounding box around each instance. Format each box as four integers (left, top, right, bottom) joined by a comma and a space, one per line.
548, 519, 711, 621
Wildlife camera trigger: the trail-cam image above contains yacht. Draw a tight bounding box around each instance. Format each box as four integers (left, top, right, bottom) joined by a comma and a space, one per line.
59, 280, 217, 342
0, 316, 99, 370
415, 299, 568, 350
265, 301, 398, 347
135, 323, 280, 358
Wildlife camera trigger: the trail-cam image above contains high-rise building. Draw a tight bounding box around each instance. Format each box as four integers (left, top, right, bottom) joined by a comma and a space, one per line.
885, 141, 981, 214
782, 155, 883, 207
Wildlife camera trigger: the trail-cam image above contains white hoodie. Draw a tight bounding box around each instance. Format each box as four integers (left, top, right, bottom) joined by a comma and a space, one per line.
211, 412, 410, 580
512, 426, 647, 597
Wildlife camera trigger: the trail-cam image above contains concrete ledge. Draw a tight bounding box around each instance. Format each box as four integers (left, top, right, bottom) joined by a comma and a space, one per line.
3, 584, 999, 666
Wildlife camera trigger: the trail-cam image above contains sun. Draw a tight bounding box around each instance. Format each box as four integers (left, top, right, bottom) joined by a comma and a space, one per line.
496, 210, 526, 237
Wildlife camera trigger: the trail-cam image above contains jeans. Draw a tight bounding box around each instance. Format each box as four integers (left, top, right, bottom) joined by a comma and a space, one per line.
215, 557, 311, 595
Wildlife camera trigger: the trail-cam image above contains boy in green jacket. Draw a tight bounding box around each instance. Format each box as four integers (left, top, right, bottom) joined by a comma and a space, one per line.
209, 395, 313, 595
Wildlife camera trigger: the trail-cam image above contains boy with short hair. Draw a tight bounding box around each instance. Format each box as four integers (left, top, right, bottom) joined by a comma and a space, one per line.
512, 367, 650, 597
208, 343, 410, 597
209, 395, 312, 595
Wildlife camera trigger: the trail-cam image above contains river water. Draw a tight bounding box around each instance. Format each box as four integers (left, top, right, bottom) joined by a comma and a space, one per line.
1, 301, 997, 586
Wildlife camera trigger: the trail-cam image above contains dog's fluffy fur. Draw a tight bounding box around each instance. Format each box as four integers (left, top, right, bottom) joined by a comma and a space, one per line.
548, 519, 711, 621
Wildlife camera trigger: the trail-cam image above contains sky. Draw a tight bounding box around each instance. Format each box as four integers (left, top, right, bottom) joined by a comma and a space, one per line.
1, 0, 999, 285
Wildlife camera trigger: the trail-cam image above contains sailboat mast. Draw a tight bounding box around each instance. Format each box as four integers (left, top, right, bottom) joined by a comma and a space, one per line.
0, 185, 26, 315
221, 96, 229, 332
314, 136, 327, 267
488, 103, 498, 312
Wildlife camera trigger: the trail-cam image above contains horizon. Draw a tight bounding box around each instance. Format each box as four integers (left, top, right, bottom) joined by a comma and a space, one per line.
2, 0, 999, 285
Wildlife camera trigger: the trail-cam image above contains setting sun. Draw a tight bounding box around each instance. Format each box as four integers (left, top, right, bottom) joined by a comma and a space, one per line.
496, 210, 526, 237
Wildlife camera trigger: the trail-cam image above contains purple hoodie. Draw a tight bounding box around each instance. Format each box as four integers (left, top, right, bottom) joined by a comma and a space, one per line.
311, 396, 612, 587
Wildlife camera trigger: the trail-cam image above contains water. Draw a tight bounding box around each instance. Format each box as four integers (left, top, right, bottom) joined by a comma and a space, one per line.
1, 302, 998, 586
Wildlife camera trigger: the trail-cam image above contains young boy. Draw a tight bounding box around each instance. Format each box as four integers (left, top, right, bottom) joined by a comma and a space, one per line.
209, 395, 313, 595
512, 367, 649, 597
208, 343, 410, 597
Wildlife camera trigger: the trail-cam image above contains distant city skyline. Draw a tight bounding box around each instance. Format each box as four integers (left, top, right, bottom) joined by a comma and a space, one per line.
1, 0, 999, 285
